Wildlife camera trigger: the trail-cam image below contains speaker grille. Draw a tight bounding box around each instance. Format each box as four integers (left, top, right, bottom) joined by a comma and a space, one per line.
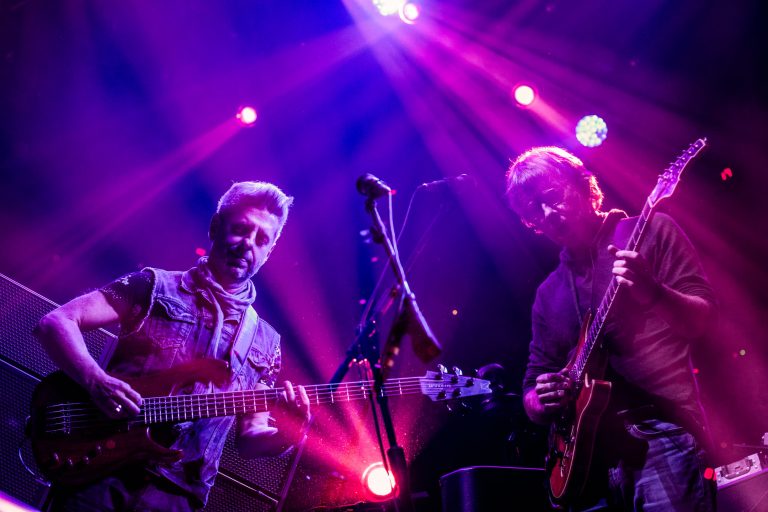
0, 361, 49, 509
203, 428, 298, 510
0, 273, 116, 377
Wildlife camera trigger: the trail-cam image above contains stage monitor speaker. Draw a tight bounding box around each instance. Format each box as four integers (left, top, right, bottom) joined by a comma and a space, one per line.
0, 272, 117, 377
440, 466, 548, 512
0, 359, 49, 510
717, 467, 768, 512
0, 273, 115, 510
205, 429, 298, 511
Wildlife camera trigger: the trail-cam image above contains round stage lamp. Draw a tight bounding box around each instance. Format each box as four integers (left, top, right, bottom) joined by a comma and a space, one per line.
236, 106, 257, 126
361, 462, 395, 501
513, 84, 536, 107
399, 3, 420, 24
575, 114, 608, 147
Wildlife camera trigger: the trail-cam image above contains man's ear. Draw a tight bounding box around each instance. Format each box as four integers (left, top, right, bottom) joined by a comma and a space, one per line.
209, 213, 222, 241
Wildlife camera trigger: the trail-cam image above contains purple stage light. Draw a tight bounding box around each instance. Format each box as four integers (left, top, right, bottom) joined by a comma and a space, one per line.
575, 114, 608, 147
399, 2, 420, 24
361, 462, 395, 500
236, 106, 257, 126
513, 84, 536, 107
373, 0, 405, 16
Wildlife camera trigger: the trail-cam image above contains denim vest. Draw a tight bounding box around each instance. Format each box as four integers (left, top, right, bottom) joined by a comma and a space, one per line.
106, 268, 280, 506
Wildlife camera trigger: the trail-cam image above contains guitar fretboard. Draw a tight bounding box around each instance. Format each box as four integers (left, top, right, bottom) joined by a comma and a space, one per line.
139, 378, 422, 424
43, 372, 489, 434
568, 138, 706, 384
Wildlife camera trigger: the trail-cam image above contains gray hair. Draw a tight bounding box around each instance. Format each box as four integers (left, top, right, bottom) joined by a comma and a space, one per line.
217, 181, 294, 237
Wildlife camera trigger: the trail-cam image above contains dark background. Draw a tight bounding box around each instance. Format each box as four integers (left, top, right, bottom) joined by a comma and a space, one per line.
1, 0, 766, 507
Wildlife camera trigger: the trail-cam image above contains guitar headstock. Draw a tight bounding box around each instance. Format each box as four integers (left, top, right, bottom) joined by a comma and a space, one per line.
419, 367, 492, 401
648, 138, 707, 208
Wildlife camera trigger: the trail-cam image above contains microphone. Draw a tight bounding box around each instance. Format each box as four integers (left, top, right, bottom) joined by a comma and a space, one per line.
418, 173, 473, 190
356, 173, 392, 199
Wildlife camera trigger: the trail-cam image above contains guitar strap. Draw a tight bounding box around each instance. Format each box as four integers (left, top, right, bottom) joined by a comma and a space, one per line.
566, 268, 585, 326
565, 210, 627, 344
229, 307, 259, 378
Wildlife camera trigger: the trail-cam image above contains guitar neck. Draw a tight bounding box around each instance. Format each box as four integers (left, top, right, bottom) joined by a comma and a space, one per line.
140, 377, 422, 425
570, 201, 655, 382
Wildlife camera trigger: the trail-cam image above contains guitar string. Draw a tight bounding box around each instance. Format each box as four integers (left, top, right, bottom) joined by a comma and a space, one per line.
42, 377, 432, 416
42, 379, 478, 431
43, 380, 444, 420
42, 376, 458, 415
43, 383, 471, 432
45, 387, 423, 427
44, 383, 430, 421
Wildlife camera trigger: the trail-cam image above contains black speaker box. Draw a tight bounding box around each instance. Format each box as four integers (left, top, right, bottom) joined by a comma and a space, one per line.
718, 468, 768, 512
0, 272, 121, 510
0, 359, 48, 510
205, 429, 299, 511
440, 466, 548, 512
0, 273, 302, 512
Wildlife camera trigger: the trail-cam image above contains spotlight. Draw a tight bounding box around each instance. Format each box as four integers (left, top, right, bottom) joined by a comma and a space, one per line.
575, 114, 608, 147
513, 84, 536, 107
373, 0, 405, 16
361, 462, 395, 501
399, 2, 420, 24
236, 106, 257, 126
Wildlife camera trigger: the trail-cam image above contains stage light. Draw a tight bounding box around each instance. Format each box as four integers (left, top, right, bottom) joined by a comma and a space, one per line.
361, 462, 395, 501
399, 2, 420, 24
195, 247, 207, 257
513, 84, 536, 107
236, 106, 257, 126
575, 115, 608, 147
373, 0, 405, 16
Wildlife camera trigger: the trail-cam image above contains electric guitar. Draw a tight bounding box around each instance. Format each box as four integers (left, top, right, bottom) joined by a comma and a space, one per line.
28, 358, 490, 486
546, 138, 707, 507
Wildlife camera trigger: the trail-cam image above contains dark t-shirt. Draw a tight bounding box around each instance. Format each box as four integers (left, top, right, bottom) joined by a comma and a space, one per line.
522, 211, 715, 433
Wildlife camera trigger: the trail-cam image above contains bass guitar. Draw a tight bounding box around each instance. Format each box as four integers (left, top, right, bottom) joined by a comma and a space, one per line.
28, 358, 490, 486
546, 138, 707, 507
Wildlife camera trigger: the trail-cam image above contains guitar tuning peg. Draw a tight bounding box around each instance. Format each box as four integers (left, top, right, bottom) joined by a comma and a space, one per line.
451, 366, 463, 377
436, 364, 448, 376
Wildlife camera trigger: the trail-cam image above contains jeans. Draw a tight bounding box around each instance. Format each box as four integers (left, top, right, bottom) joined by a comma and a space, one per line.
605, 419, 716, 511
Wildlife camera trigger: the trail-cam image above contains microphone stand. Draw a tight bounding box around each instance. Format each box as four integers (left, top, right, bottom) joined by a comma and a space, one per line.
361, 195, 417, 512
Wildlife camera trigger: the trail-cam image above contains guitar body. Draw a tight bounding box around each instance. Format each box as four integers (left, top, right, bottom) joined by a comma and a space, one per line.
29, 359, 230, 486
547, 312, 612, 507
